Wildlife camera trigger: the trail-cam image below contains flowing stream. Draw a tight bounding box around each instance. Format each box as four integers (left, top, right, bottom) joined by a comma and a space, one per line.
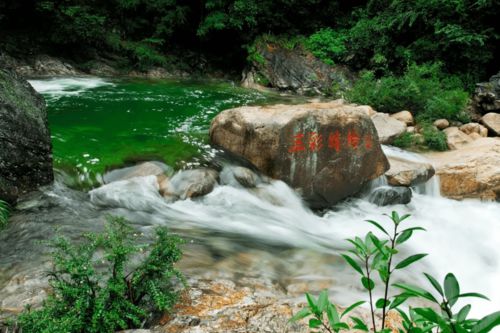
0, 77, 498, 324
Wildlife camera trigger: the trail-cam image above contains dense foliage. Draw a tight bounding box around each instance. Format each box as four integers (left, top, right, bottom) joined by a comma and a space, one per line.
291, 212, 500, 333
16, 216, 185, 333
0, 0, 498, 78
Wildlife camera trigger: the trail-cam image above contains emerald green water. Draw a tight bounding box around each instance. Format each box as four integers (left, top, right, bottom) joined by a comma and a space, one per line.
29, 77, 299, 185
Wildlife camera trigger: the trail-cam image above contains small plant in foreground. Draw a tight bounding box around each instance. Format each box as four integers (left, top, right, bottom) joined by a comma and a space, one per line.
291, 211, 500, 333
16, 216, 185, 333
0, 199, 10, 229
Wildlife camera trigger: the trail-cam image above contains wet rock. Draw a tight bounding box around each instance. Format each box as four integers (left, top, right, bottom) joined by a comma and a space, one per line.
425, 138, 500, 200
385, 157, 435, 187
433, 119, 450, 130
443, 127, 473, 150
210, 102, 389, 208
368, 186, 412, 206
459, 122, 488, 137
249, 42, 353, 95
0, 60, 53, 203
481, 112, 500, 136
371, 113, 407, 144
162, 169, 219, 200
90, 175, 162, 211
390, 110, 414, 126
103, 161, 173, 183
220, 166, 263, 188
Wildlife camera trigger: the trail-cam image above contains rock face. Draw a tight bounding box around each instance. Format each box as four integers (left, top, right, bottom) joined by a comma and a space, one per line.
210, 102, 389, 208
248, 43, 353, 95
425, 138, 500, 200
472, 72, 500, 115
385, 157, 435, 187
368, 186, 412, 206
371, 113, 407, 144
481, 112, 500, 136
0, 62, 53, 202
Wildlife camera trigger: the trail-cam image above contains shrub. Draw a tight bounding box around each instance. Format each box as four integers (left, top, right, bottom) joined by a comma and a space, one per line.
291, 212, 500, 333
392, 132, 416, 149
305, 28, 348, 65
0, 199, 9, 229
17, 216, 185, 333
422, 125, 448, 151
346, 63, 469, 122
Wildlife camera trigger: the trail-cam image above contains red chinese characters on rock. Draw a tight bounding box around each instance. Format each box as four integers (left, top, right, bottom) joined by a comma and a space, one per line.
288, 130, 373, 154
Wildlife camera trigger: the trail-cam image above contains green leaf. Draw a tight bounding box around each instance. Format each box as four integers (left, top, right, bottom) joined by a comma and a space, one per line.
361, 276, 375, 290
472, 311, 500, 333
309, 318, 322, 328
398, 213, 411, 223
396, 229, 413, 244
365, 219, 389, 236
424, 273, 444, 296
444, 273, 460, 306
306, 293, 320, 315
318, 290, 329, 312
390, 293, 410, 309
395, 253, 428, 270
340, 300, 365, 318
351, 317, 369, 331
376, 298, 388, 309
456, 304, 471, 323
413, 308, 444, 324
393, 283, 438, 303
332, 322, 350, 331
400, 226, 426, 233
290, 308, 312, 322
452, 292, 490, 302
391, 211, 400, 223
327, 303, 340, 326
341, 254, 364, 275
378, 267, 389, 283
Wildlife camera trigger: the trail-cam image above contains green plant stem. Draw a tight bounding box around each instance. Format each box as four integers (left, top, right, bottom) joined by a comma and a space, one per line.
381, 223, 398, 330
442, 302, 457, 333
321, 319, 333, 333
365, 257, 377, 332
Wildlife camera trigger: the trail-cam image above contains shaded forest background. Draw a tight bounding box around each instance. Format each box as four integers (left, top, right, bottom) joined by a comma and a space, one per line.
0, 0, 499, 86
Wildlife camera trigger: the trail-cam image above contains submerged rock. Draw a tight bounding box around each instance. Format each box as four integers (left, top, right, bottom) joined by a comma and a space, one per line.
210, 102, 389, 208
219, 166, 263, 188
368, 186, 412, 206
161, 168, 219, 200
385, 157, 435, 187
103, 161, 173, 183
0, 59, 53, 202
425, 138, 500, 200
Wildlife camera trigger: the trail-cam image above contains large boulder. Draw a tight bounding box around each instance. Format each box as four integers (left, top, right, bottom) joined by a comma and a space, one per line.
0, 61, 53, 202
371, 113, 407, 144
425, 138, 500, 200
471, 72, 500, 115
385, 157, 435, 187
368, 186, 412, 206
246, 42, 353, 95
161, 168, 219, 200
210, 102, 389, 208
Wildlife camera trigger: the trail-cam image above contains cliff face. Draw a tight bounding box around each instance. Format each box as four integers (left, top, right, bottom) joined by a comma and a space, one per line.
0, 55, 53, 203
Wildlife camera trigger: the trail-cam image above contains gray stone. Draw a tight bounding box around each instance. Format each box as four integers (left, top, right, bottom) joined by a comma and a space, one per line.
162, 168, 219, 200
0, 60, 53, 202
220, 166, 263, 188
385, 157, 435, 187
368, 186, 412, 206
103, 161, 173, 184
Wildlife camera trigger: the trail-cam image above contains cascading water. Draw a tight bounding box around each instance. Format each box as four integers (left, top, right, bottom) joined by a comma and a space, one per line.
1, 78, 498, 327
